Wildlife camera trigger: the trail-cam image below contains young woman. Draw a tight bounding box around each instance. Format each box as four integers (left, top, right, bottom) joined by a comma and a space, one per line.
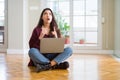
28, 8, 73, 72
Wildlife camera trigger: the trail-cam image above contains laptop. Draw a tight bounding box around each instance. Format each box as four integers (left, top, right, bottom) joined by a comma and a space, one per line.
40, 38, 65, 53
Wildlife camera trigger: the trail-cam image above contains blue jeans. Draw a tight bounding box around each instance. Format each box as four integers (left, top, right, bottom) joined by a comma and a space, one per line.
28, 47, 73, 65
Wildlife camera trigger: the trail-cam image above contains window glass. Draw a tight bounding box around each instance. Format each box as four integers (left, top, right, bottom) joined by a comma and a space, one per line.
86, 32, 97, 44
86, 0, 98, 15
73, 0, 85, 15
0, 1, 4, 26
74, 32, 85, 43
0, 31, 4, 44
73, 16, 85, 28
59, 1, 69, 16
86, 16, 98, 27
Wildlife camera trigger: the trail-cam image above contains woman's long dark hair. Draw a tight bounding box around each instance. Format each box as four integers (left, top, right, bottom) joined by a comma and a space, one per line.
37, 8, 61, 38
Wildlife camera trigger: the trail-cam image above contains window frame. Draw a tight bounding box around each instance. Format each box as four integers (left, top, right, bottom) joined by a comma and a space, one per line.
47, 0, 102, 50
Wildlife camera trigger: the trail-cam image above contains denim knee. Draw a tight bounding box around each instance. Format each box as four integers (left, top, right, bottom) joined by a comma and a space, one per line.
28, 48, 39, 57
65, 47, 73, 56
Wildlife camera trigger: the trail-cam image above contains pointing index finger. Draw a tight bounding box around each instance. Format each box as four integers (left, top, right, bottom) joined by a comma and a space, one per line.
54, 27, 56, 31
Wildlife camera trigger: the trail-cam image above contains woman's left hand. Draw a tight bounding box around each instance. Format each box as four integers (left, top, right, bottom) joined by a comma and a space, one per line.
52, 27, 58, 38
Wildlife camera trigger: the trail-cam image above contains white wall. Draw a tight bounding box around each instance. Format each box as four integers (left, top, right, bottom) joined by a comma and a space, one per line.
114, 0, 120, 57
7, 0, 29, 54
7, 0, 48, 54
28, 0, 41, 37
28, 0, 48, 38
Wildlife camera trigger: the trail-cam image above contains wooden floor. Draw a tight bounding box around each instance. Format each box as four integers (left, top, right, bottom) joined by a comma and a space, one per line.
0, 53, 120, 80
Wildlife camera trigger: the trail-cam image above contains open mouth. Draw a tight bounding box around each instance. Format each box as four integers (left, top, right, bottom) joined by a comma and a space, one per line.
47, 18, 50, 20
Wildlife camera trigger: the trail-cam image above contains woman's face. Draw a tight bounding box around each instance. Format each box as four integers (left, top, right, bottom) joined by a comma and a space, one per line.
42, 10, 52, 24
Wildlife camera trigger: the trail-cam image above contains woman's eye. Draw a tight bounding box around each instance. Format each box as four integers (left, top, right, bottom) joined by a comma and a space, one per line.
44, 12, 47, 15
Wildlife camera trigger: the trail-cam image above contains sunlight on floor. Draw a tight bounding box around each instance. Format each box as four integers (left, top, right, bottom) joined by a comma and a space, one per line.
69, 55, 98, 80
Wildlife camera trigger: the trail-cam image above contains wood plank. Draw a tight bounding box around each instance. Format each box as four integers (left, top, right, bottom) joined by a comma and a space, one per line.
0, 53, 120, 80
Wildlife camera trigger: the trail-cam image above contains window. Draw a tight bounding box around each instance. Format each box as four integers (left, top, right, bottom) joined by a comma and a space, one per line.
47, 0, 102, 50
0, 0, 4, 45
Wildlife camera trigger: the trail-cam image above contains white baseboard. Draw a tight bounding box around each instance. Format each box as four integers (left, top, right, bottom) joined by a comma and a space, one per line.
111, 51, 120, 62
113, 50, 120, 57
7, 49, 29, 54
73, 50, 113, 54
7, 49, 113, 54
